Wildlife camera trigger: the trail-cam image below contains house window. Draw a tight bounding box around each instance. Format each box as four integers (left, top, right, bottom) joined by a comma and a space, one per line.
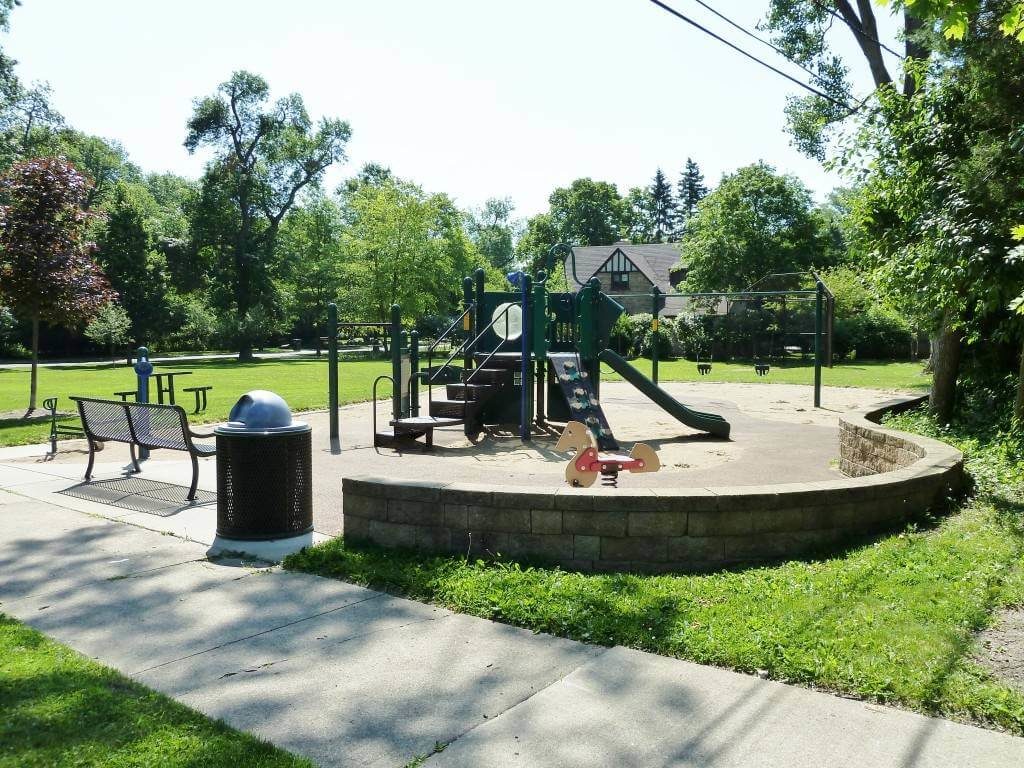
611, 272, 629, 289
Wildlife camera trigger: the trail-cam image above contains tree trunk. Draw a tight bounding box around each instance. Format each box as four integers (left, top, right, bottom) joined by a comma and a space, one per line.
28, 316, 39, 414
929, 312, 962, 423
1014, 338, 1024, 425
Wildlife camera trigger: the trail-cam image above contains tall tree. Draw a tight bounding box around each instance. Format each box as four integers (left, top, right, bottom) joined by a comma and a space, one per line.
184, 71, 351, 359
0, 157, 112, 411
680, 162, 826, 292
547, 178, 626, 248
277, 196, 345, 337
515, 212, 560, 275
339, 177, 451, 323
624, 186, 657, 244
467, 197, 518, 272
96, 183, 172, 345
677, 158, 708, 224
847, 10, 1024, 421
650, 168, 675, 242
514, 180, 626, 274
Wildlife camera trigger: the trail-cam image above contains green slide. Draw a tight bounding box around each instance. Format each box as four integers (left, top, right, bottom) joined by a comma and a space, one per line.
599, 349, 731, 439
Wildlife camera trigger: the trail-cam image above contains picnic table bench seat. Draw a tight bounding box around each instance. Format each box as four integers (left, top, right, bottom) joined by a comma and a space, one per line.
70, 397, 216, 501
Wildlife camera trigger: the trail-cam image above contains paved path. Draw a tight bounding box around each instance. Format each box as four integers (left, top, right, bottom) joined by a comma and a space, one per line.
1, 491, 1022, 767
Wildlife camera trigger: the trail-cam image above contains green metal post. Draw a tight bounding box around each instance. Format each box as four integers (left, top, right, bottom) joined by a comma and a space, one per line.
327, 303, 339, 442
651, 286, 661, 386
814, 281, 823, 408
474, 268, 486, 350
409, 330, 419, 417
463, 276, 474, 372
390, 304, 402, 421
533, 273, 547, 424
520, 274, 533, 441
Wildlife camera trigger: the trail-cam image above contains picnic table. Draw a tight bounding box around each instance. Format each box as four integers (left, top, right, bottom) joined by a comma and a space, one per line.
153, 370, 191, 405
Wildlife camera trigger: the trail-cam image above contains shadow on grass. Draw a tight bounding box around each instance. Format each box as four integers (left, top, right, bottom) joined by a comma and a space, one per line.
0, 616, 310, 767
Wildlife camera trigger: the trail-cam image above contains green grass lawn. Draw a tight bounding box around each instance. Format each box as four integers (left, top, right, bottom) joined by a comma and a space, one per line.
0, 358, 392, 447
0, 614, 310, 768
602, 357, 931, 390
0, 357, 927, 448
286, 402, 1024, 734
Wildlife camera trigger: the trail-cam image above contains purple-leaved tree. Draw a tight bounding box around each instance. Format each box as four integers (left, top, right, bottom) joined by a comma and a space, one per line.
0, 156, 113, 412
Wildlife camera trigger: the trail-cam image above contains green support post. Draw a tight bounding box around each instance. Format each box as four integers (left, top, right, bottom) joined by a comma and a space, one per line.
474, 268, 486, 351
520, 273, 533, 441
463, 276, 474, 372
814, 280, 823, 408
327, 304, 339, 444
390, 304, 402, 421
533, 272, 547, 424
651, 286, 661, 386
409, 329, 419, 417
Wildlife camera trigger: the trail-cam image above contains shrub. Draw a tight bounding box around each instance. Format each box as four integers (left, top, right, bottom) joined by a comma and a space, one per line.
165, 294, 217, 351
610, 313, 676, 359
822, 266, 914, 360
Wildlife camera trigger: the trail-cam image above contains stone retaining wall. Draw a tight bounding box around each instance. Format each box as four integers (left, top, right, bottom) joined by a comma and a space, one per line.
839, 395, 930, 477
343, 398, 963, 573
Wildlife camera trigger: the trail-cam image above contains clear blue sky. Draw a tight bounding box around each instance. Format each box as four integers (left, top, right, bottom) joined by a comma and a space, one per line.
5, 0, 902, 218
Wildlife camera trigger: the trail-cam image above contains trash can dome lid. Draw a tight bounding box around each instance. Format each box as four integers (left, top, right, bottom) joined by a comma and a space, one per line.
227, 390, 293, 430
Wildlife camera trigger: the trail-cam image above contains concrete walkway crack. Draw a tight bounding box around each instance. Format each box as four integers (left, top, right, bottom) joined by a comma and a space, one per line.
419, 645, 611, 761
132, 592, 387, 675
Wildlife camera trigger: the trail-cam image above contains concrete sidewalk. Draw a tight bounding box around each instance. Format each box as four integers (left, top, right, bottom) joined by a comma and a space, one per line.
1, 491, 1022, 768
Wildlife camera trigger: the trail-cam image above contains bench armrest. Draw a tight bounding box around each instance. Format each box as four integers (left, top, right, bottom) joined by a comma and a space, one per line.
190, 429, 216, 438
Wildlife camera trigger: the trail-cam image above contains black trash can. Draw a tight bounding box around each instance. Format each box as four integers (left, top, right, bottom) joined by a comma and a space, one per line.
215, 390, 313, 540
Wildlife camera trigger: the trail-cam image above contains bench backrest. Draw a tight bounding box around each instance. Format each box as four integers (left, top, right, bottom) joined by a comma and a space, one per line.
71, 397, 192, 448
73, 398, 133, 442
125, 401, 191, 449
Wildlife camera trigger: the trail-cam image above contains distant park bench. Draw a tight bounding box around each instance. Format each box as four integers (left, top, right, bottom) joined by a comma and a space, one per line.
71, 397, 217, 501
44, 397, 90, 456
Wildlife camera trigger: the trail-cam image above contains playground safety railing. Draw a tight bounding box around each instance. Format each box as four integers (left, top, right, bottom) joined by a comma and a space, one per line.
464, 302, 515, 385
456, 302, 516, 425
372, 374, 395, 439
423, 303, 475, 416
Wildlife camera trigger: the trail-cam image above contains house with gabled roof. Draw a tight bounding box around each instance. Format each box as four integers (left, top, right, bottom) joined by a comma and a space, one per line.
563, 241, 690, 315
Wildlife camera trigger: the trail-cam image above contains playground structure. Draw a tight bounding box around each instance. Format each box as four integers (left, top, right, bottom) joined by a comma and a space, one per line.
321, 244, 832, 454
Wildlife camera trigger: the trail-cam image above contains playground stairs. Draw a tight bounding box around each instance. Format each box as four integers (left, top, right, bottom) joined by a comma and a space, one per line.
426, 352, 516, 426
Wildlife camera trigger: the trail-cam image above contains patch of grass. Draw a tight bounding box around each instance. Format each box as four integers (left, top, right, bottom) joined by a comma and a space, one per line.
0, 613, 311, 767
0, 358, 391, 447
0, 357, 924, 448
287, 379, 1024, 734
602, 358, 930, 391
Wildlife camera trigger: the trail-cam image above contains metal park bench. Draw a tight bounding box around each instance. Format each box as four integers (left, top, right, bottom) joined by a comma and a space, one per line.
70, 397, 217, 501
44, 397, 89, 455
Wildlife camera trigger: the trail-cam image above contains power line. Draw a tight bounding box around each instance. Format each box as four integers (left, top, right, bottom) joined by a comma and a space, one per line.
686, 0, 833, 89
815, 0, 905, 61
647, 0, 852, 109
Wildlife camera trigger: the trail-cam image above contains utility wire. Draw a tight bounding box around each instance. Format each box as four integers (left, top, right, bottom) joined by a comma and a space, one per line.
686, 0, 832, 88
647, 0, 852, 109
815, 0, 905, 61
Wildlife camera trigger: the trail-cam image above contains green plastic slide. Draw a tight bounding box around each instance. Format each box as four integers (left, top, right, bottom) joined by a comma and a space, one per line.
598, 349, 731, 439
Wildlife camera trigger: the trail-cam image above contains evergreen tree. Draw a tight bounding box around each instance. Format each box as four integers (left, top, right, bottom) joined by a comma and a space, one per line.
650, 168, 674, 242
677, 158, 708, 225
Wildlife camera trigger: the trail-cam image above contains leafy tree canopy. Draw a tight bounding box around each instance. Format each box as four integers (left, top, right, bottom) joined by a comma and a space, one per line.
680, 162, 828, 292
184, 71, 351, 358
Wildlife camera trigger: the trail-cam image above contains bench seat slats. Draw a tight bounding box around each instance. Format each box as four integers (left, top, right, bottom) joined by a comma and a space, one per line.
70, 396, 216, 502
